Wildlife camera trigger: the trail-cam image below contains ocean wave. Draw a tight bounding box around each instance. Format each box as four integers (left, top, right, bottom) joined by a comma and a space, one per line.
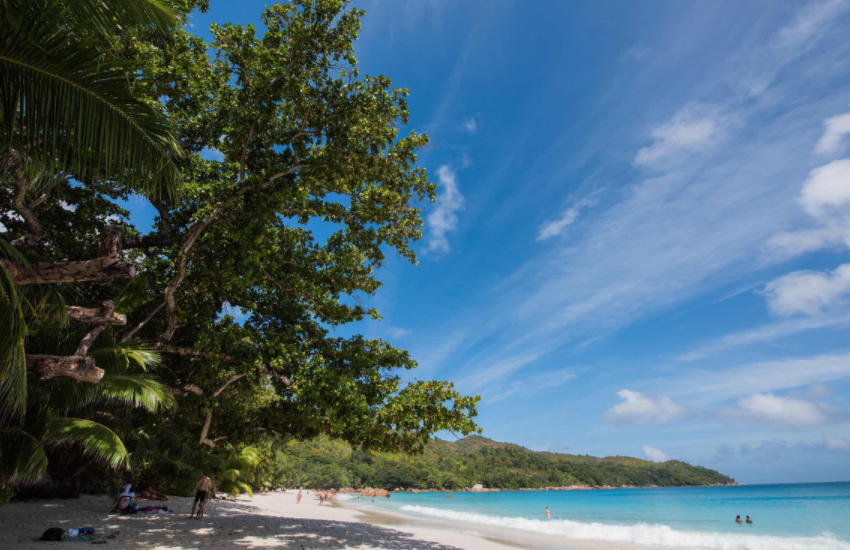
399, 505, 850, 550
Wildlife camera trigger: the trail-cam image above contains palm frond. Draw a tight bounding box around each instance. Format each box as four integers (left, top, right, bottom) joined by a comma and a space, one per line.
91, 373, 174, 412
89, 330, 161, 372
4, 0, 183, 42
43, 417, 130, 470
0, 238, 30, 416
0, 427, 47, 482
0, 2, 183, 197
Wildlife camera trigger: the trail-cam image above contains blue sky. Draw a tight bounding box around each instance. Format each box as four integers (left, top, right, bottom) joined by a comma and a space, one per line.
131, 0, 850, 484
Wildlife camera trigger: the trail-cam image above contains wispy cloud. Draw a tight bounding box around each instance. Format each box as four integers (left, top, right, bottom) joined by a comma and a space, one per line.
537, 192, 601, 241
642, 445, 670, 462
463, 117, 477, 134
603, 390, 687, 425
678, 312, 850, 361
427, 166, 465, 253
667, 352, 850, 406
482, 368, 576, 403
634, 105, 721, 168
730, 0, 850, 96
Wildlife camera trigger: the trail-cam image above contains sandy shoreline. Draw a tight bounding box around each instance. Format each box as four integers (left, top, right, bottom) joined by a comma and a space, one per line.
0, 491, 643, 549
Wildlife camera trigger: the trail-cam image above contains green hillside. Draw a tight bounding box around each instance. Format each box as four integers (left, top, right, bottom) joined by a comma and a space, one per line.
271, 435, 735, 490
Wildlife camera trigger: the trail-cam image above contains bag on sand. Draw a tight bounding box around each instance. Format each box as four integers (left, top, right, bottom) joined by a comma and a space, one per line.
40, 528, 64, 541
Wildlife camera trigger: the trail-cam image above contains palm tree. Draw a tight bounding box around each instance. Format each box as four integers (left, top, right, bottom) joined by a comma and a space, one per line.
207, 445, 262, 498
0, 325, 173, 499
0, 0, 184, 413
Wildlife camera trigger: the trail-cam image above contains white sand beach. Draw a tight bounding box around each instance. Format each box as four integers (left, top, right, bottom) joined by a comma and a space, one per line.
0, 491, 641, 550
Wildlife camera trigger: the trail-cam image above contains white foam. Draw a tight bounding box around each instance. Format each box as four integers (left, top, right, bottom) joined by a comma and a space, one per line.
399, 505, 850, 550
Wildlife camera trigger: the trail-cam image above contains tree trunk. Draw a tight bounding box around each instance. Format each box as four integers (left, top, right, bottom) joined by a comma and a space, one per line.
26, 355, 105, 383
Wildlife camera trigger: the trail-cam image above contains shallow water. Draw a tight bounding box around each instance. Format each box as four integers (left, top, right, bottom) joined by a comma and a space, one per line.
348, 483, 850, 550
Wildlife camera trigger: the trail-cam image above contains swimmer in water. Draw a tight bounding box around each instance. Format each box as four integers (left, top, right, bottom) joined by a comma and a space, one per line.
735, 515, 743, 524
546, 506, 551, 518
746, 516, 753, 524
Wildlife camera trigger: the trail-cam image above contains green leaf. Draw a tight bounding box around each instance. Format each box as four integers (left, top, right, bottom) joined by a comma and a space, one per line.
44, 417, 130, 470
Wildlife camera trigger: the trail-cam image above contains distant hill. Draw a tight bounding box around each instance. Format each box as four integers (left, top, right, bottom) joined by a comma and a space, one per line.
273, 435, 736, 490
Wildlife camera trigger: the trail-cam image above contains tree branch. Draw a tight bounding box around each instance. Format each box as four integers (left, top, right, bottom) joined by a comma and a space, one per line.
26, 355, 104, 384
67, 304, 126, 326
74, 302, 113, 356
121, 302, 165, 342
11, 171, 45, 249
153, 343, 235, 360
212, 373, 247, 397
2, 226, 134, 285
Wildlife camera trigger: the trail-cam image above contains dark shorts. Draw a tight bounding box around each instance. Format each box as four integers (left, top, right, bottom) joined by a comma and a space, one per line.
194, 490, 207, 503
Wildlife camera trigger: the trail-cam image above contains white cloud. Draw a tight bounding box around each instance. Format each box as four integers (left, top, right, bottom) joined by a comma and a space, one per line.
59, 200, 76, 212
386, 326, 412, 339
762, 263, 850, 316
634, 105, 719, 167
800, 159, 850, 219
604, 390, 687, 425
642, 445, 670, 463
537, 193, 601, 241
463, 118, 477, 134
814, 107, 850, 155
427, 166, 465, 253
735, 393, 829, 426
767, 153, 850, 260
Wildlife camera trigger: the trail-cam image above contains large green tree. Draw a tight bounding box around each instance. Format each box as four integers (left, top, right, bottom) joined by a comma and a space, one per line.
119, 0, 479, 454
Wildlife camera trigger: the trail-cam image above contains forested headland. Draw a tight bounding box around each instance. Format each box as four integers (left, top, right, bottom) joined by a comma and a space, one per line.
269, 436, 735, 491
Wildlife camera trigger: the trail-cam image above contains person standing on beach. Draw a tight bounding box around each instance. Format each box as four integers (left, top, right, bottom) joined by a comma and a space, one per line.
546, 506, 551, 518
297, 490, 302, 504
189, 475, 211, 519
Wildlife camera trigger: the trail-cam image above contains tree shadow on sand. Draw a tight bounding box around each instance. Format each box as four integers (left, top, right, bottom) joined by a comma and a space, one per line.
193, 499, 466, 550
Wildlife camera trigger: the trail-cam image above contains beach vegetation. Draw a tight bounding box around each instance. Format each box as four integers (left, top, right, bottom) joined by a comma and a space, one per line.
1, 0, 480, 499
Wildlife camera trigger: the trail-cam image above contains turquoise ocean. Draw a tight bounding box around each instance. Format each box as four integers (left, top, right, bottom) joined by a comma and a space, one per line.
343, 483, 850, 550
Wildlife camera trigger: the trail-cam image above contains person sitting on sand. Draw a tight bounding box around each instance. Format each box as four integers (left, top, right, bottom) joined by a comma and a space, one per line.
746, 516, 753, 524
735, 515, 743, 524
139, 487, 168, 501
297, 490, 302, 504
546, 506, 551, 518
189, 475, 212, 519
